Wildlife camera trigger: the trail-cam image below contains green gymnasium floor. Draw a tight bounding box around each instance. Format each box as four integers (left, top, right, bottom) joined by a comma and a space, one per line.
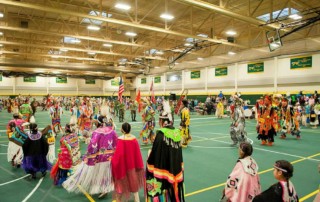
0, 109, 319, 202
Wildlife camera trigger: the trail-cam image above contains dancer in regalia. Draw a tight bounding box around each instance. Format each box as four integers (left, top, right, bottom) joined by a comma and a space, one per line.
256, 95, 277, 146
22, 123, 51, 179
19, 98, 33, 122
50, 101, 63, 135
140, 98, 156, 144
63, 115, 118, 198
280, 98, 301, 139
146, 100, 185, 202
230, 96, 248, 146
6, 113, 27, 168
180, 100, 191, 147
51, 124, 81, 186
78, 98, 93, 143
112, 122, 144, 202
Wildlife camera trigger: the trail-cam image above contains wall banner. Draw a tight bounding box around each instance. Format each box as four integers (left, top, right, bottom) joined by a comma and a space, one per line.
191, 71, 201, 79
290, 56, 312, 69
141, 78, 147, 84
215, 67, 228, 76
24, 76, 37, 82
154, 76, 161, 83
56, 77, 68, 83
248, 62, 264, 73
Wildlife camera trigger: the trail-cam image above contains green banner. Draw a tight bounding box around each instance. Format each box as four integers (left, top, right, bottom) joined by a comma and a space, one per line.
85, 79, 95, 84
141, 78, 147, 84
191, 71, 200, 79
24, 76, 36, 82
290, 56, 312, 69
56, 77, 68, 83
111, 79, 119, 86
248, 62, 264, 73
0, 74, 2, 81
215, 67, 228, 76
154, 76, 161, 83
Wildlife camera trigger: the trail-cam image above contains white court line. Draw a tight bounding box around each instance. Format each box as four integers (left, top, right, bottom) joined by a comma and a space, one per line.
0, 153, 7, 155
210, 139, 320, 162
0, 174, 30, 186
22, 177, 44, 202
0, 144, 8, 147
189, 145, 233, 149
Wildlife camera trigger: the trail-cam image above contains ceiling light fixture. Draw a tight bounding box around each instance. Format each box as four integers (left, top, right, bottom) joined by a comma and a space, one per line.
125, 32, 137, 37
160, 13, 174, 20
51, 55, 59, 58
197, 57, 204, 60
226, 30, 237, 36
88, 52, 96, 55
0, 13, 3, 18
0, 32, 3, 36
184, 43, 192, 47
103, 43, 113, 47
115, 3, 131, 11
156, 51, 164, 55
228, 51, 236, 55
87, 25, 100, 31
154, 66, 160, 69
60, 48, 68, 52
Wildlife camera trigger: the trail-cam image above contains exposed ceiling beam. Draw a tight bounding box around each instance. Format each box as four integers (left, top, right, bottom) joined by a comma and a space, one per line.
0, 0, 245, 48
0, 40, 166, 60
175, 0, 282, 30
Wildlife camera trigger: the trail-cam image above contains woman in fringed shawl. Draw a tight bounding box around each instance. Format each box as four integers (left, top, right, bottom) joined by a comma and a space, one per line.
146, 100, 185, 202
22, 123, 51, 179
222, 142, 261, 202
112, 122, 144, 202
63, 115, 118, 198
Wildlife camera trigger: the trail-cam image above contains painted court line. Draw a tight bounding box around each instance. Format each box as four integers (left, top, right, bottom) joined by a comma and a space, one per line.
0, 174, 30, 186
0, 153, 7, 155
210, 139, 320, 162
77, 184, 95, 202
22, 177, 44, 202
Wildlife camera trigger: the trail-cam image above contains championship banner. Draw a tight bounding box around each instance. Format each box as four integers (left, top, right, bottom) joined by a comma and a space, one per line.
85, 79, 95, 84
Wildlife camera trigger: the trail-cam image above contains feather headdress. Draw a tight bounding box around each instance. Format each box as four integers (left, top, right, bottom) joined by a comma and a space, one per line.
159, 100, 173, 123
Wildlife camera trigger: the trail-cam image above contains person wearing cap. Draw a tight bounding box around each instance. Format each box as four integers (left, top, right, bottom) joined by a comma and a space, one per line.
129, 100, 138, 121
19, 98, 33, 122
51, 124, 80, 186
22, 123, 51, 179
253, 160, 299, 202
257, 95, 277, 146
146, 100, 185, 202
63, 115, 118, 198
180, 99, 191, 147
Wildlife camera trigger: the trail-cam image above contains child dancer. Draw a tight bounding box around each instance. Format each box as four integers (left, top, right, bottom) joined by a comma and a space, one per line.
253, 160, 299, 202
222, 142, 261, 201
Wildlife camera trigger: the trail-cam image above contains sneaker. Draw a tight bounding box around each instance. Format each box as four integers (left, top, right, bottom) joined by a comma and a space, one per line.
261, 140, 266, 145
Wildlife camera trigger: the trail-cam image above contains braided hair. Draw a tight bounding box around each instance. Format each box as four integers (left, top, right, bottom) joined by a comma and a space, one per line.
274, 160, 294, 197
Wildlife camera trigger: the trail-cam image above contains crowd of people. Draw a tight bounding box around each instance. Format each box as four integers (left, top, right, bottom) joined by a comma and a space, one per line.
2, 91, 319, 201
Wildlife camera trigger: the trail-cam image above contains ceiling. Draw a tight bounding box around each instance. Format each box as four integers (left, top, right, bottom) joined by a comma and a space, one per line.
0, 0, 319, 79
